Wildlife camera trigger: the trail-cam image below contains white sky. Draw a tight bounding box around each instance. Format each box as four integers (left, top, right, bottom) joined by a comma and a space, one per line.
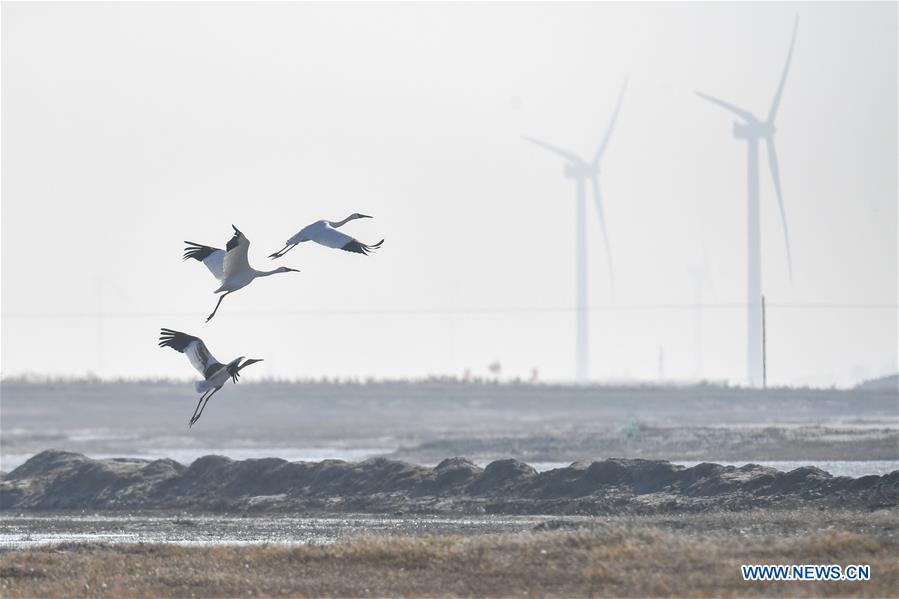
2, 1, 896, 386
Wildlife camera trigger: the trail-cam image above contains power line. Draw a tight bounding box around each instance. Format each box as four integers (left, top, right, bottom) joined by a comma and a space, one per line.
1, 302, 895, 319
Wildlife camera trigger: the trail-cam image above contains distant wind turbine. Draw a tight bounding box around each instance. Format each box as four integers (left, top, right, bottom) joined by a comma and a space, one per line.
184, 226, 299, 322
697, 16, 797, 387
523, 77, 627, 382
158, 328, 263, 427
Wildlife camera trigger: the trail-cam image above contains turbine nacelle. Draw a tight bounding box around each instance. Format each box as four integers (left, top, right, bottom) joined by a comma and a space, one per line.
733, 120, 775, 140
563, 162, 596, 179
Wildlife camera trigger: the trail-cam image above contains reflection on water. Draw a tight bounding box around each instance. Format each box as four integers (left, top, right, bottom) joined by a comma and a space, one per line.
0, 514, 552, 550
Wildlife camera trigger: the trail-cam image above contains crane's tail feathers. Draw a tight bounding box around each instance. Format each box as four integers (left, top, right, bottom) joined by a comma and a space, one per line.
195, 379, 213, 393
341, 239, 385, 255
183, 242, 217, 262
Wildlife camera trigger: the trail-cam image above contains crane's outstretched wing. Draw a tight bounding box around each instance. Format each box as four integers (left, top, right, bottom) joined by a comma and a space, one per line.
342, 238, 384, 255
222, 225, 251, 279
183, 242, 225, 280
314, 227, 384, 255
286, 221, 325, 246
159, 328, 223, 378
270, 222, 334, 259
228, 358, 264, 384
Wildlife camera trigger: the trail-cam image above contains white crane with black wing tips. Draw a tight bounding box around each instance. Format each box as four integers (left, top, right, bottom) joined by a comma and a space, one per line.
183, 225, 300, 322
158, 328, 263, 427
269, 213, 384, 259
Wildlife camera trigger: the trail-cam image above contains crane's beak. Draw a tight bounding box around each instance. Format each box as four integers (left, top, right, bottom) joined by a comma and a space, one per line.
241, 358, 264, 369
285, 267, 300, 273
231, 225, 243, 236
358, 214, 373, 219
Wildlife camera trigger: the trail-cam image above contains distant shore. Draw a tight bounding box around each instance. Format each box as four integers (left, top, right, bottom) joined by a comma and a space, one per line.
3, 380, 897, 467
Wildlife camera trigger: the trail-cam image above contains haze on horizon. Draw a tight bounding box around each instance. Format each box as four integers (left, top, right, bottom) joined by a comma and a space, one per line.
1, 2, 896, 387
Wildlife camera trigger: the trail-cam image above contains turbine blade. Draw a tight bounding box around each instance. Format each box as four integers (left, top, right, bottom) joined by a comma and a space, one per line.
522, 136, 583, 164
592, 76, 629, 167
767, 15, 799, 123
765, 137, 793, 283
589, 176, 616, 301
695, 91, 755, 122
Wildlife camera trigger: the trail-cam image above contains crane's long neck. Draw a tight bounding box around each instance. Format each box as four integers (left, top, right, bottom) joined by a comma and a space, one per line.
328, 214, 356, 228
253, 268, 287, 278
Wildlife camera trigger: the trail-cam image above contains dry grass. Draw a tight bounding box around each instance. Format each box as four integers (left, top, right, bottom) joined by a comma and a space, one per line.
2, 517, 897, 598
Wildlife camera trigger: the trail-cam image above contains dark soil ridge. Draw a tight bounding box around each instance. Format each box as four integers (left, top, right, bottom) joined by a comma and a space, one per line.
1, 450, 896, 515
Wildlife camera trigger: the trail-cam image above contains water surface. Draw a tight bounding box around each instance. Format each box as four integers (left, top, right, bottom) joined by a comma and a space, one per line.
0, 513, 555, 550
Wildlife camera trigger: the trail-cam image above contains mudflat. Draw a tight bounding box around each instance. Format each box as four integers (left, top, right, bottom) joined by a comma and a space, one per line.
4, 450, 896, 514
1, 509, 896, 597
2, 381, 896, 597
2, 381, 897, 465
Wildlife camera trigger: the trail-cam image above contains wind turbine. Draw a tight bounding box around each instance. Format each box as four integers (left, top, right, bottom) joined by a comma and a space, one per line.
523, 78, 627, 382
697, 17, 797, 387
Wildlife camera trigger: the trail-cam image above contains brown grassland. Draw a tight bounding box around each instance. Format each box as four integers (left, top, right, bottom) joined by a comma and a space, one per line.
1, 510, 897, 598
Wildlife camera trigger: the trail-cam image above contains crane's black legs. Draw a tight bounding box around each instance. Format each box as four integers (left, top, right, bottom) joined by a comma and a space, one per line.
268, 244, 297, 259
188, 388, 212, 427
206, 292, 231, 322
190, 388, 219, 427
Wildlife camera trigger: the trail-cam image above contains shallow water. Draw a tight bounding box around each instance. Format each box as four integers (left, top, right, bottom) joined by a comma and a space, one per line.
0, 513, 555, 551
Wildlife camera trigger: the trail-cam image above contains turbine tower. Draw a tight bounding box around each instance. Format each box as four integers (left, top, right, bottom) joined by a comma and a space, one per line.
524, 78, 627, 382
697, 17, 797, 387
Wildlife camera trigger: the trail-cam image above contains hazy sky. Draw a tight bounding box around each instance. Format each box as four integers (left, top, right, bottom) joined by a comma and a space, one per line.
2, 1, 896, 387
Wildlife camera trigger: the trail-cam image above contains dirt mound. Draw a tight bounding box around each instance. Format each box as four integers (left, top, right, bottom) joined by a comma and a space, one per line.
2, 450, 896, 514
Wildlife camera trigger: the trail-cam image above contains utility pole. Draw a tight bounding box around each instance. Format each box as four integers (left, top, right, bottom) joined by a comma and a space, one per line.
761, 295, 767, 389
